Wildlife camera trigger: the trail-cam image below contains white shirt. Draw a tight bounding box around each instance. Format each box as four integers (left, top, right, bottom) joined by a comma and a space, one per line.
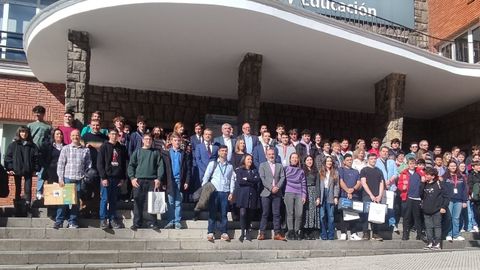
223, 136, 232, 161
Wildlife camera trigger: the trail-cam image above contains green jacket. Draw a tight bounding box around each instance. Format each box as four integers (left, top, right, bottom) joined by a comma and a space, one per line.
127, 148, 165, 180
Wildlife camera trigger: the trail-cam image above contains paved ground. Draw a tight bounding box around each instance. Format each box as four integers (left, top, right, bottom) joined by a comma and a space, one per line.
134, 250, 480, 270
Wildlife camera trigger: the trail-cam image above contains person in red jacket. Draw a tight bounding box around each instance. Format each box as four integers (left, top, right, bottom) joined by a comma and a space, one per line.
398, 158, 426, 240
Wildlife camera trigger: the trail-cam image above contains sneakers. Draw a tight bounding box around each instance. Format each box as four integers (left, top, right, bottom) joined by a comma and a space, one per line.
53, 222, 63, 230
67, 223, 79, 229
469, 226, 479, 233
175, 223, 182, 230
362, 232, 370, 240
431, 242, 441, 250
371, 234, 383, 241
110, 219, 125, 229
100, 219, 109, 230
460, 229, 466, 233
423, 242, 433, 250
220, 233, 230, 241
130, 224, 139, 231
339, 233, 347, 240
393, 225, 400, 235
446, 236, 453, 241
453, 236, 465, 241
207, 233, 214, 242
350, 233, 362, 241
36, 192, 43, 200
163, 222, 175, 229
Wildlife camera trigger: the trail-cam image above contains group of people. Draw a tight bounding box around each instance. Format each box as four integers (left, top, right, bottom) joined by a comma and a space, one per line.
2, 105, 480, 250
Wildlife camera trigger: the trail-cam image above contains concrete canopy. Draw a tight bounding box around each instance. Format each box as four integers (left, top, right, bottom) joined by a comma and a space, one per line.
24, 0, 480, 119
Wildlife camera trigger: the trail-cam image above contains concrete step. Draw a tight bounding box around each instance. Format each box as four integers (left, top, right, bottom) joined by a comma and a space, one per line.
0, 262, 223, 270
0, 238, 435, 251
0, 248, 461, 265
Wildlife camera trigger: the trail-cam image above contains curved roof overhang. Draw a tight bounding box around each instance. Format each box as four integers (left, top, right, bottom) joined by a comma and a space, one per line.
24, 0, 480, 119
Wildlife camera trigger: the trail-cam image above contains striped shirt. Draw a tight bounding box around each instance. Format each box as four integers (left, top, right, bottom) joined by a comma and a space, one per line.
57, 143, 92, 181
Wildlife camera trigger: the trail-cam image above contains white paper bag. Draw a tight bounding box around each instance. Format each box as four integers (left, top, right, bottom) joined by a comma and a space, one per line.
368, 203, 387, 224
352, 201, 364, 212
147, 191, 167, 214
381, 190, 395, 209
343, 210, 360, 221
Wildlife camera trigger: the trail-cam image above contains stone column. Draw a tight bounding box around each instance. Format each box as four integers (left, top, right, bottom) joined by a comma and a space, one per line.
375, 73, 406, 146
66, 30, 90, 124
410, 0, 429, 49
238, 53, 262, 134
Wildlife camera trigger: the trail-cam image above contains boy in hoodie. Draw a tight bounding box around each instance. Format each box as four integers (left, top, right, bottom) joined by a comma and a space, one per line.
420, 167, 449, 250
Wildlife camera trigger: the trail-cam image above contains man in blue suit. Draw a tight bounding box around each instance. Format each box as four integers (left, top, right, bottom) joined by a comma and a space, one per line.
195, 128, 218, 181
213, 123, 236, 162
237, 122, 259, 155
253, 130, 280, 168
189, 123, 204, 198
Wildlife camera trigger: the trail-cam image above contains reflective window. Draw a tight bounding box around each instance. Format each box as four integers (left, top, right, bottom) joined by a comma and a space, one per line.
473, 27, 480, 63
41, 0, 59, 7
455, 33, 469, 63
6, 4, 36, 61
440, 44, 452, 59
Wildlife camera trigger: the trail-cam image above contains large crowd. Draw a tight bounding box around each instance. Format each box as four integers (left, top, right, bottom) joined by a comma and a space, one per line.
2, 105, 480, 250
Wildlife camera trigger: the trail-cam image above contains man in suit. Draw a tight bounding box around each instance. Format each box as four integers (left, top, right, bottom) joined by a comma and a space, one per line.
195, 128, 218, 181
258, 148, 286, 241
189, 123, 203, 199
253, 131, 280, 168
162, 133, 191, 229
213, 123, 235, 162
237, 122, 259, 155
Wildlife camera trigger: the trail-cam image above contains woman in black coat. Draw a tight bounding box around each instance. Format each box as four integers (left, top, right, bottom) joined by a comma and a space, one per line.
233, 154, 261, 242
40, 128, 65, 183
5, 126, 40, 207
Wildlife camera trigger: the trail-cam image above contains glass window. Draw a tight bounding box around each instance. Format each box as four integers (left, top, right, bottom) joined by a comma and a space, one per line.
41, 0, 59, 7
0, 5, 3, 28
455, 32, 469, 63
6, 4, 36, 61
441, 44, 452, 59
473, 27, 480, 63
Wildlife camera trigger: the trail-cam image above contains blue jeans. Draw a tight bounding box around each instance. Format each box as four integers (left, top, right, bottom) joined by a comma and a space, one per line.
99, 178, 119, 221
55, 178, 80, 225
208, 191, 229, 234
36, 167, 45, 194
448, 201, 463, 238
320, 201, 335, 240
167, 179, 183, 225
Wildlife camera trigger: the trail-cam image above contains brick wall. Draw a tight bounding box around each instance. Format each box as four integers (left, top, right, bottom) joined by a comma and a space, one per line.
429, 0, 480, 42
0, 75, 65, 127
0, 74, 65, 206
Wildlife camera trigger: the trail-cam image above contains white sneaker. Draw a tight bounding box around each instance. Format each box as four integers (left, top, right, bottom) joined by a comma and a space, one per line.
472, 226, 479, 233
460, 229, 466, 233
350, 233, 362, 241
36, 192, 43, 200
339, 233, 347, 240
446, 236, 453, 241
453, 236, 465, 241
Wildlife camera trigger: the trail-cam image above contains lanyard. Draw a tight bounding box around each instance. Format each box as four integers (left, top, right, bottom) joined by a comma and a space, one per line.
219, 163, 227, 179
452, 175, 458, 188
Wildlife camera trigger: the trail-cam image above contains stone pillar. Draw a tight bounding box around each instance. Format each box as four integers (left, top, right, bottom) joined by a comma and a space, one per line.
66, 29, 90, 124
410, 0, 429, 49
238, 53, 262, 134
375, 73, 406, 146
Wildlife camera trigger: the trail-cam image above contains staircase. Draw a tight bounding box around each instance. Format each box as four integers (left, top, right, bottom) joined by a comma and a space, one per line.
0, 203, 475, 270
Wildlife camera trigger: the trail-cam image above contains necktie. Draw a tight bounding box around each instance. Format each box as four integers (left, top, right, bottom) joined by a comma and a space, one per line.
265, 145, 268, 155
207, 142, 211, 156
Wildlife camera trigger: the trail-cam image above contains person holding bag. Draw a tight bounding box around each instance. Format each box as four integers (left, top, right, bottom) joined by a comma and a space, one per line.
128, 133, 165, 230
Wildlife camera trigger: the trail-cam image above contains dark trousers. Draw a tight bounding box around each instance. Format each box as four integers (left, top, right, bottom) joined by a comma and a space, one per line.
403, 198, 422, 235
339, 210, 360, 234
14, 175, 32, 203
424, 212, 442, 243
260, 194, 282, 232
361, 200, 380, 235
132, 179, 157, 227
239, 208, 253, 231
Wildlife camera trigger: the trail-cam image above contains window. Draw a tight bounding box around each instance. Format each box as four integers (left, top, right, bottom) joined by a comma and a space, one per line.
6, 3, 36, 61
455, 33, 469, 63
473, 27, 480, 63
41, 0, 59, 7
440, 44, 452, 59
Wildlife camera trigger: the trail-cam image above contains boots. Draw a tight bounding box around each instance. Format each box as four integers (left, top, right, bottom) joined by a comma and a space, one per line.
286, 230, 296, 240
245, 229, 252, 241
238, 230, 245, 242
402, 229, 410, 240
296, 230, 303, 240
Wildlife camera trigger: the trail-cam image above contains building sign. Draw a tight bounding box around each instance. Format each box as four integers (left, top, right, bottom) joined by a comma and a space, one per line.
280, 0, 415, 29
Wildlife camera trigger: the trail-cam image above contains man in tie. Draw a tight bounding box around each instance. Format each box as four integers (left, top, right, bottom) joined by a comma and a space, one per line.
195, 128, 218, 181
253, 131, 280, 168
258, 148, 286, 240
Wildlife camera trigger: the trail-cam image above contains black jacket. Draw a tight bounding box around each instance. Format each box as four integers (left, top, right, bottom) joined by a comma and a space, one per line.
39, 142, 64, 182
5, 140, 40, 176
420, 180, 450, 215
97, 141, 128, 179
468, 170, 480, 201
161, 149, 191, 195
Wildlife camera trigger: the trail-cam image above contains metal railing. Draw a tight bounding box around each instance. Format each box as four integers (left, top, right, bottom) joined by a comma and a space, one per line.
0, 30, 28, 63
